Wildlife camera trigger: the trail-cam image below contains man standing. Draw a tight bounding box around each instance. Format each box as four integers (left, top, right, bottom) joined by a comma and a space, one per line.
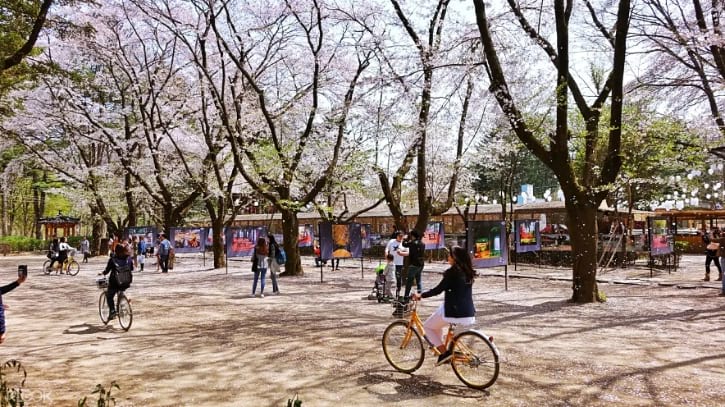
402, 229, 426, 299
80, 236, 90, 263
384, 231, 406, 298
158, 233, 171, 273
137, 237, 147, 272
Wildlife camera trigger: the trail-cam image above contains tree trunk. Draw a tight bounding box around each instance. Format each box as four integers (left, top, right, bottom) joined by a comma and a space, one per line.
91, 206, 106, 256
33, 172, 45, 239
280, 210, 301, 276
566, 200, 600, 303
211, 217, 226, 269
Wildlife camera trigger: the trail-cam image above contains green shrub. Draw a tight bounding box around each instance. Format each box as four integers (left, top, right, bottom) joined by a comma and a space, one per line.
0, 237, 46, 253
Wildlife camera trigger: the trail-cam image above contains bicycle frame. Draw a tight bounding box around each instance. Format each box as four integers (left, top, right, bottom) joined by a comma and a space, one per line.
401, 301, 500, 362
400, 302, 456, 356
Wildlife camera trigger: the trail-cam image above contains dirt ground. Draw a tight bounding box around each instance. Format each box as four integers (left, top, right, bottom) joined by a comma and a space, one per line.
0, 253, 724, 406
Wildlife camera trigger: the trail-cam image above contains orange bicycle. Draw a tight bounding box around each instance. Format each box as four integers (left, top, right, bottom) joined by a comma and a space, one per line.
382, 300, 500, 390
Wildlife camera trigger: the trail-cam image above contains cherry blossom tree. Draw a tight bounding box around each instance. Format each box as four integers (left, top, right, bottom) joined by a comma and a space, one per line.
631, 0, 725, 136
473, 0, 631, 302
134, 0, 378, 275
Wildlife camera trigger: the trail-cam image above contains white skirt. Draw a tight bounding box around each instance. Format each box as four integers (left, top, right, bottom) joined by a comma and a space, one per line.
439, 303, 476, 326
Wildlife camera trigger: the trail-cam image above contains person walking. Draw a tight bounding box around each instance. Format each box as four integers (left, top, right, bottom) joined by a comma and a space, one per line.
80, 236, 90, 263
0, 273, 26, 344
137, 237, 147, 271
385, 231, 406, 298
251, 237, 269, 297
158, 233, 172, 273
267, 234, 281, 295
402, 229, 426, 300
702, 229, 722, 282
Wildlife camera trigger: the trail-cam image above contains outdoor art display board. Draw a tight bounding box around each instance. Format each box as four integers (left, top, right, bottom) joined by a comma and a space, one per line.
124, 226, 156, 248
514, 219, 541, 253
318, 222, 363, 259
298, 224, 314, 247
648, 216, 673, 256
170, 227, 206, 253
422, 222, 445, 250
205, 227, 226, 249
467, 220, 508, 268
226, 226, 267, 258
361, 224, 372, 249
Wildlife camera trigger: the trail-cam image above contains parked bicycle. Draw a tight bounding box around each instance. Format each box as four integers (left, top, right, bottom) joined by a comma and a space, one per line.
43, 253, 80, 276
95, 277, 133, 331
381, 299, 500, 390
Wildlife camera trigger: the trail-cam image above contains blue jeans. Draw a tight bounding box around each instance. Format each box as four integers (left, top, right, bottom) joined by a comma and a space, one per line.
404, 265, 423, 298
253, 268, 267, 294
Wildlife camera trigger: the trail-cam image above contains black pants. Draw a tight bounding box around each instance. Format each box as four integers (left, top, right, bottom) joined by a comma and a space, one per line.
160, 255, 169, 272
83, 252, 89, 263
706, 255, 722, 274
106, 285, 119, 314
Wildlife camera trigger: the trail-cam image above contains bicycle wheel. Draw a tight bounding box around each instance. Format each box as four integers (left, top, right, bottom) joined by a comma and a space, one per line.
66, 261, 80, 276
42, 260, 51, 275
381, 321, 425, 373
450, 331, 499, 390
117, 293, 133, 331
98, 292, 110, 325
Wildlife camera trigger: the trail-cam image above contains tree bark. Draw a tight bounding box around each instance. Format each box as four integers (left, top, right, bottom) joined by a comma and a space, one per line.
210, 216, 226, 269
279, 209, 302, 276
566, 200, 599, 302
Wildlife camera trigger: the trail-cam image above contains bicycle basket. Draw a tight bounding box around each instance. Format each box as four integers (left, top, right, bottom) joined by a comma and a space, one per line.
391, 300, 412, 318
95, 277, 108, 289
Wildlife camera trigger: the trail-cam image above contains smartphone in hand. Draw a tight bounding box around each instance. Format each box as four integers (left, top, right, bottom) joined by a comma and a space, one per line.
17, 265, 27, 278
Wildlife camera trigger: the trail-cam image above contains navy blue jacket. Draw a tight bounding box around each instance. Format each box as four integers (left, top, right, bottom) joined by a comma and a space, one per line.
421, 265, 475, 318
0, 281, 20, 334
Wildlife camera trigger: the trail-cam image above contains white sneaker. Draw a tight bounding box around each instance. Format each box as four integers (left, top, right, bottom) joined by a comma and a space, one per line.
250, 293, 255, 297
259, 293, 264, 298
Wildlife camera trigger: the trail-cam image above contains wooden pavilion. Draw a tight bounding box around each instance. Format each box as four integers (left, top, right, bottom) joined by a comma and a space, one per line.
38, 212, 81, 241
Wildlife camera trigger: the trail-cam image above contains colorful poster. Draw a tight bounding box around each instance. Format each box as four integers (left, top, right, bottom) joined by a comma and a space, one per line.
170, 227, 206, 253
348, 223, 363, 258
361, 224, 372, 249
422, 222, 445, 250
124, 226, 156, 249
467, 220, 508, 268
205, 227, 226, 249
648, 216, 673, 256
298, 224, 314, 247
319, 222, 363, 259
226, 226, 267, 258
319, 222, 333, 260
515, 220, 541, 253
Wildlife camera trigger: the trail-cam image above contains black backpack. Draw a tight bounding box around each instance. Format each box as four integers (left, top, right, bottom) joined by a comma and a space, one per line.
112, 258, 133, 289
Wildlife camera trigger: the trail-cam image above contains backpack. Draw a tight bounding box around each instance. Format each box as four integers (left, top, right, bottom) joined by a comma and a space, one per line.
112, 257, 133, 289
275, 246, 286, 265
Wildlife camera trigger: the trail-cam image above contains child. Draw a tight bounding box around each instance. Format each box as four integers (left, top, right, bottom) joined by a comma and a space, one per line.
383, 253, 396, 299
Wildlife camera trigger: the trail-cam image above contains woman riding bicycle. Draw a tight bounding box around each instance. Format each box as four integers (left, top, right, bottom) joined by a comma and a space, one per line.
412, 245, 475, 366
100, 244, 134, 320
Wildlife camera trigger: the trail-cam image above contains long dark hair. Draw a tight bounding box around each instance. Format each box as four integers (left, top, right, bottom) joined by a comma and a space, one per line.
449, 245, 475, 283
